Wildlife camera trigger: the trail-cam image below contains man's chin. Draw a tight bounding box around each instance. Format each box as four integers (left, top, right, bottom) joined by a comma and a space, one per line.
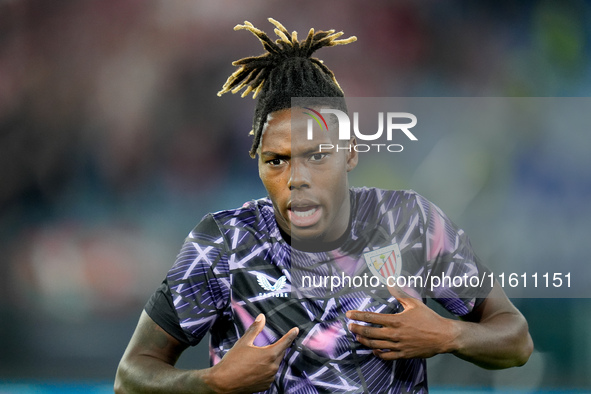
289, 226, 336, 246
287, 223, 321, 238
289, 226, 322, 241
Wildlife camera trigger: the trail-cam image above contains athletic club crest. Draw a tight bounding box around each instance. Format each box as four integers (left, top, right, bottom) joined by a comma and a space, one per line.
363, 244, 402, 285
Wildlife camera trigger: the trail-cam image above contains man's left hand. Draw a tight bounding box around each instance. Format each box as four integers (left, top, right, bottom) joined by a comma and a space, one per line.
346, 286, 458, 361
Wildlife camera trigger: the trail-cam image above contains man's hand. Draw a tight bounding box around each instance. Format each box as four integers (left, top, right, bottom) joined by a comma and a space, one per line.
347, 282, 533, 369
346, 286, 458, 361
208, 314, 299, 393
115, 311, 299, 394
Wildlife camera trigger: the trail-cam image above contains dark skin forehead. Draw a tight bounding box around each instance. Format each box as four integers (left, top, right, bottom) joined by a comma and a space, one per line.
258, 107, 344, 157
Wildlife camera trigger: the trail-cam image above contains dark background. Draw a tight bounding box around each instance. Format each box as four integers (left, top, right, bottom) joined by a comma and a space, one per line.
1, 0, 590, 392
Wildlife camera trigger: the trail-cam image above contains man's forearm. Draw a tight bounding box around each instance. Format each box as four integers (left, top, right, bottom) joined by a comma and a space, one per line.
114, 355, 216, 394
450, 311, 533, 369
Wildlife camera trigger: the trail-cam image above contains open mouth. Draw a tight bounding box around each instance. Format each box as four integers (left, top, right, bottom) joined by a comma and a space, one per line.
288, 205, 322, 227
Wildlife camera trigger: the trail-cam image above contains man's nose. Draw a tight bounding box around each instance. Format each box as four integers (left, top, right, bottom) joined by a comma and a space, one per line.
288, 161, 310, 190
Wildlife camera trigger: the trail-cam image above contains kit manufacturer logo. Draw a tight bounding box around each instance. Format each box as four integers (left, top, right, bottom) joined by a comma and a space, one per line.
256, 274, 289, 298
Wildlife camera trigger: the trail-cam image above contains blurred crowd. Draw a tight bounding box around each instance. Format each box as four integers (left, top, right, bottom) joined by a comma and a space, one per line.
1, 0, 590, 389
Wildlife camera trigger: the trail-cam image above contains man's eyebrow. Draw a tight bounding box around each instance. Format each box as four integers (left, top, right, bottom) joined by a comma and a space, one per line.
260, 151, 289, 158
295, 147, 331, 157
305, 146, 327, 154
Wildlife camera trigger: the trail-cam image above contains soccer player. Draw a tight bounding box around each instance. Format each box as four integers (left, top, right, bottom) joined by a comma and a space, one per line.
115, 19, 533, 393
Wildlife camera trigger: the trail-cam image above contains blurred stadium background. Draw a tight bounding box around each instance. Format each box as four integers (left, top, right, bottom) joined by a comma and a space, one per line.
1, 0, 590, 392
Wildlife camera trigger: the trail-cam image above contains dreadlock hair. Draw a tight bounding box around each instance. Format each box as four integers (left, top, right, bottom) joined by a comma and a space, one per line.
217, 18, 357, 158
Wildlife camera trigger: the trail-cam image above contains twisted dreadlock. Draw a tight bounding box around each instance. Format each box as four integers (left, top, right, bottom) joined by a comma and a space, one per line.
217, 18, 357, 157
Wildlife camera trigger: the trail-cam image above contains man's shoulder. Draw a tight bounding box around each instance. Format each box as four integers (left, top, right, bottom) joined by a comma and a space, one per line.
208, 196, 273, 223
349, 187, 428, 235
187, 197, 277, 246
351, 186, 421, 207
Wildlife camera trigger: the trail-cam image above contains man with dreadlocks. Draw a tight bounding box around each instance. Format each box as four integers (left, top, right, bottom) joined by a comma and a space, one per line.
115, 19, 532, 393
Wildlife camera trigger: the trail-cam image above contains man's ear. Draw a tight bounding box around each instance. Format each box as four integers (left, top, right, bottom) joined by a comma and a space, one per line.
346, 137, 359, 172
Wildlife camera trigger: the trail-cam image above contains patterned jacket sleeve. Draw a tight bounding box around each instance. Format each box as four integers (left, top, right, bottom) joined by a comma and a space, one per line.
415, 193, 493, 316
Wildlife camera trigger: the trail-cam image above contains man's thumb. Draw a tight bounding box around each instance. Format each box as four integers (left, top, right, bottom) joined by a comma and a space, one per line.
387, 284, 418, 308
273, 327, 299, 352
243, 313, 266, 345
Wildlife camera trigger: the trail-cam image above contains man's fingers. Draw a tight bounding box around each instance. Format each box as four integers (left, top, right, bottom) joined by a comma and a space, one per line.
348, 323, 394, 340
270, 327, 299, 354
346, 310, 390, 325
243, 313, 266, 345
355, 335, 398, 350
373, 348, 402, 361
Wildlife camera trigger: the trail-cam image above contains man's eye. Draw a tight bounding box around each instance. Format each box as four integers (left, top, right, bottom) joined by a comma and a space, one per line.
267, 158, 284, 166
310, 153, 328, 161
